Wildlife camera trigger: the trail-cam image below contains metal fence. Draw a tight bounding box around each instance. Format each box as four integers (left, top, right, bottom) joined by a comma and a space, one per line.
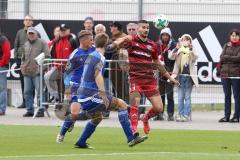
0, 0, 240, 22
31, 59, 225, 110
38, 59, 131, 109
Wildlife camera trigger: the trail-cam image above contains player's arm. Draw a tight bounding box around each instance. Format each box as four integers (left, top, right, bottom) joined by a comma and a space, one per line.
110, 35, 132, 49
152, 43, 179, 86
95, 62, 109, 107
153, 59, 180, 86
95, 69, 105, 95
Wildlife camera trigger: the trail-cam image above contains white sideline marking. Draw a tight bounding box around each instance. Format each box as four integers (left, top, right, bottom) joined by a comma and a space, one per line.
0, 151, 240, 159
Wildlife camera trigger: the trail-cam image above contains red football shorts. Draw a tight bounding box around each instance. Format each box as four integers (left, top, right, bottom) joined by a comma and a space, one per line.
129, 83, 160, 98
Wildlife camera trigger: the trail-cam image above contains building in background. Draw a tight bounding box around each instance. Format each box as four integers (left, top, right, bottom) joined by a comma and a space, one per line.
2, 0, 240, 22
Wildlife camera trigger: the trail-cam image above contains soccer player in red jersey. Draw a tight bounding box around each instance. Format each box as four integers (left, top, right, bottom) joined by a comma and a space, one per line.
112, 20, 179, 136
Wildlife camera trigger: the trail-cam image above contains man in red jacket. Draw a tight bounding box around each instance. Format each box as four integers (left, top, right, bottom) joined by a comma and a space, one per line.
44, 24, 77, 103
0, 32, 11, 115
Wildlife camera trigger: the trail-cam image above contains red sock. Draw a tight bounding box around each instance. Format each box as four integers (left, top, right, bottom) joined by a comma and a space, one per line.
130, 106, 139, 133
145, 107, 158, 120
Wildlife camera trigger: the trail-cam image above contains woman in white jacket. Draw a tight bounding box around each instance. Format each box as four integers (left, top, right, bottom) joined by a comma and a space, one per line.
168, 34, 198, 122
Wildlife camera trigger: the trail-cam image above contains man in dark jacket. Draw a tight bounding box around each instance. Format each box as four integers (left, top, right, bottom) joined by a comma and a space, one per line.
0, 32, 11, 115
155, 27, 176, 121
14, 15, 34, 108
104, 21, 128, 118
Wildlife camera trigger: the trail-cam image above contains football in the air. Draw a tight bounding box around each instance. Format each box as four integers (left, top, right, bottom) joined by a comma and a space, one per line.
153, 14, 169, 30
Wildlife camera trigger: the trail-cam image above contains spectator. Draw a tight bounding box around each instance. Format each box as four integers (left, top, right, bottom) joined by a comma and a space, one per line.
155, 27, 176, 121
218, 29, 240, 123
84, 16, 94, 35
110, 21, 126, 41
44, 24, 77, 103
94, 24, 106, 35
169, 34, 198, 122
126, 23, 137, 36
21, 27, 50, 117
48, 26, 60, 50
0, 31, 11, 116
106, 21, 129, 115
14, 15, 34, 109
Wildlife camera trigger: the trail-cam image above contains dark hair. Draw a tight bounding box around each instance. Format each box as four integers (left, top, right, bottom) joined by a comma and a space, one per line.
84, 16, 94, 22
138, 20, 148, 24
229, 28, 240, 37
94, 33, 109, 48
109, 21, 122, 31
54, 26, 60, 31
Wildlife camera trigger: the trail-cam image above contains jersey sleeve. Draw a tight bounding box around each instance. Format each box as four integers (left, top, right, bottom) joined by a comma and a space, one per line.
65, 51, 87, 74
85, 54, 103, 73
94, 58, 104, 72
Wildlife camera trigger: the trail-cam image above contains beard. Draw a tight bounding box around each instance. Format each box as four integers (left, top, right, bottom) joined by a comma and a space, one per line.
140, 31, 149, 38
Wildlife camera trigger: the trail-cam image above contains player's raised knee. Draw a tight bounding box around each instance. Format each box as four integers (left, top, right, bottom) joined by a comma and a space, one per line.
117, 99, 127, 110
91, 112, 103, 125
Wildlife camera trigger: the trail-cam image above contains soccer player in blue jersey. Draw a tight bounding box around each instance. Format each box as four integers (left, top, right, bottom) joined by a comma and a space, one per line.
74, 33, 147, 148
56, 30, 96, 143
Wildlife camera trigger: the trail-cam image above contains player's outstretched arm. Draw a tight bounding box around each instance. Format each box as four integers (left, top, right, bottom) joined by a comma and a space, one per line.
153, 59, 180, 86
111, 35, 132, 49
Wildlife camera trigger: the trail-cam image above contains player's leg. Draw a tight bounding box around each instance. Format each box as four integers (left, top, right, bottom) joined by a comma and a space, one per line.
129, 91, 141, 136
141, 88, 163, 135
74, 111, 102, 148
58, 83, 81, 136
109, 97, 147, 147
56, 102, 80, 143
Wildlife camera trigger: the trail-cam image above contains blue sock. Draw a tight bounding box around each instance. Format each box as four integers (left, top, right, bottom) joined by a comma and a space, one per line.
59, 116, 74, 136
75, 121, 97, 146
118, 109, 134, 143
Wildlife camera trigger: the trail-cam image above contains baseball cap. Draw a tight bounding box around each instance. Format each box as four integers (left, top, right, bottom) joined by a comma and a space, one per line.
60, 24, 70, 31
27, 27, 37, 34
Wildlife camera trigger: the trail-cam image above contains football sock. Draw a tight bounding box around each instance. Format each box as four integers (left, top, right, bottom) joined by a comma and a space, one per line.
59, 115, 75, 136
118, 109, 134, 142
75, 121, 97, 146
145, 107, 158, 119
130, 105, 139, 132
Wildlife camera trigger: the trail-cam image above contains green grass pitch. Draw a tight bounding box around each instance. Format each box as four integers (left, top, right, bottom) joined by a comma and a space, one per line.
0, 125, 240, 160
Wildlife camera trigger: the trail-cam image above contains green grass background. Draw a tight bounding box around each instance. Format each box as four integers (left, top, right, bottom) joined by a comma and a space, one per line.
0, 125, 240, 160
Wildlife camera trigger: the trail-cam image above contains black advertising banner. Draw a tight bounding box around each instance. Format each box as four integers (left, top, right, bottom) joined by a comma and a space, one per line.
197, 62, 220, 84
1, 20, 239, 83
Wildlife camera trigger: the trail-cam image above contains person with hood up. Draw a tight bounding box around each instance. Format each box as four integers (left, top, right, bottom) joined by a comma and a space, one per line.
155, 27, 176, 121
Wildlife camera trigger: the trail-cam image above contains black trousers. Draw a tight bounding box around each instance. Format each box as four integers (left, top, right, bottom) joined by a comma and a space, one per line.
158, 78, 174, 116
